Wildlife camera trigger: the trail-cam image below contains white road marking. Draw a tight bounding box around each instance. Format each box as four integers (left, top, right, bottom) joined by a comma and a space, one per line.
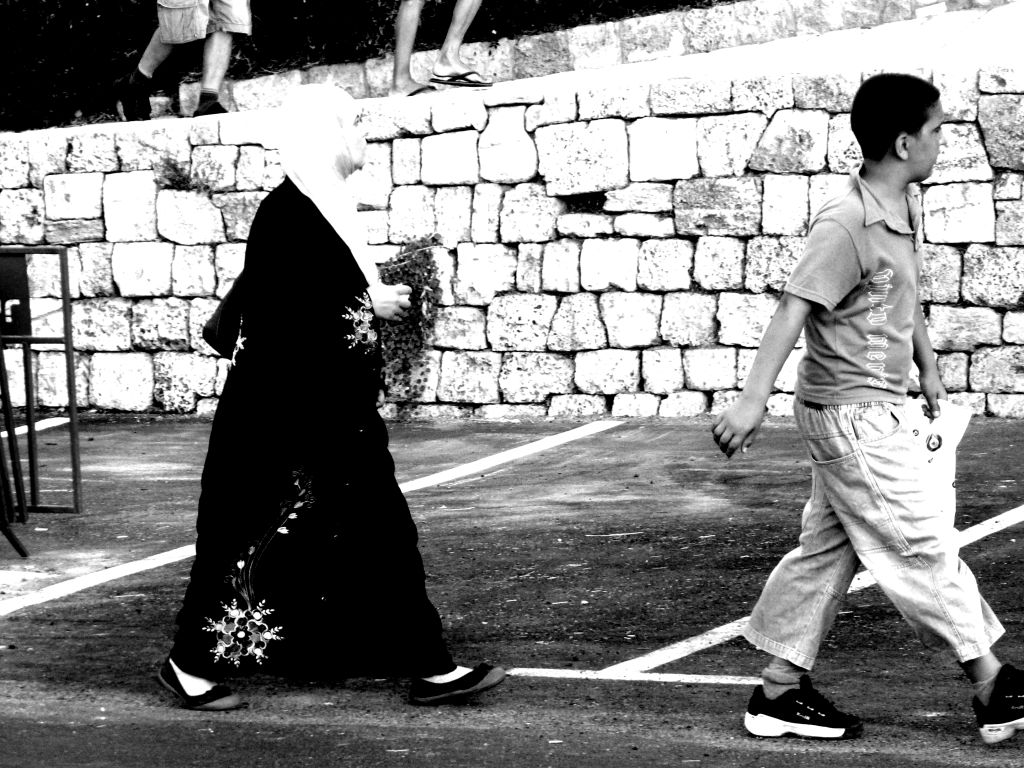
507, 668, 761, 686
0, 420, 623, 617
0, 417, 69, 439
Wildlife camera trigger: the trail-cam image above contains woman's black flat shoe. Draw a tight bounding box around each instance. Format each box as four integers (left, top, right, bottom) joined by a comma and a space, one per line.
408, 663, 506, 705
157, 659, 247, 711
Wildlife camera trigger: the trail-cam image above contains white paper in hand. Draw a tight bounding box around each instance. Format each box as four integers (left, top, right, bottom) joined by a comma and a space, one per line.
902, 399, 972, 519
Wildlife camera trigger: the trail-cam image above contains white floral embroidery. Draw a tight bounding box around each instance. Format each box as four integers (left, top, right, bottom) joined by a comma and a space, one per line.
342, 294, 378, 353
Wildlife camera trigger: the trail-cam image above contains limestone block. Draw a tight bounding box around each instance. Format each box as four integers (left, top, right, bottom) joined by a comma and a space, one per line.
980, 66, 1024, 94
231, 70, 302, 112
70, 298, 132, 352
827, 114, 861, 174
629, 117, 699, 182
697, 114, 767, 177
400, 403, 474, 420
934, 68, 980, 123
26, 251, 76, 298
512, 31, 572, 79
358, 210, 390, 245
156, 189, 225, 244
978, 95, 1024, 170
614, 214, 674, 238
732, 75, 794, 117
718, 292, 779, 347
262, 152, 286, 190
542, 240, 581, 293
214, 243, 246, 297
567, 21, 623, 71
500, 183, 563, 243
737, 346, 801, 393
547, 293, 607, 351
557, 214, 614, 238
659, 391, 708, 417
459, 38, 517, 88
68, 130, 119, 173
472, 183, 505, 243
393, 139, 421, 185
579, 81, 650, 121
918, 244, 961, 303
962, 244, 1024, 307
432, 306, 487, 349
525, 90, 578, 132
487, 293, 558, 351
131, 298, 191, 351
638, 239, 692, 291
693, 236, 744, 290
923, 183, 995, 243
45, 219, 105, 245
995, 173, 1023, 201
437, 350, 501, 402
389, 186, 436, 243
650, 77, 732, 116
996, 200, 1024, 245
792, 73, 859, 112
89, 352, 154, 411
153, 352, 218, 412
420, 131, 479, 186
453, 243, 517, 305
762, 174, 810, 236
479, 106, 538, 184
947, 392, 987, 414
575, 349, 640, 394
927, 305, 1001, 351
683, 3, 741, 51
213, 191, 266, 241
746, 236, 804, 293
749, 110, 829, 174
431, 91, 488, 133
111, 242, 174, 297
302, 62, 369, 98
0, 134, 29, 188
536, 120, 629, 196
789, 0, 843, 33
434, 186, 473, 248
970, 346, 1024, 392
642, 346, 683, 394
483, 79, 546, 108
189, 298, 219, 355
1005, 312, 1024, 343
0, 188, 44, 244
600, 292, 662, 348
476, 404, 548, 420
79, 243, 116, 297
605, 183, 673, 213
580, 238, 640, 292
684, 347, 737, 390
349, 143, 393, 209
660, 292, 717, 347
386, 349, 441, 403
612, 393, 660, 418
766, 394, 795, 416
929, 124, 993, 185
674, 178, 762, 236
810, 174, 853, 215
188, 145, 238, 193
27, 129, 69, 187
548, 394, 608, 418
169, 245, 215, 297
517, 243, 543, 292
43, 173, 103, 220
35, 351, 89, 408
937, 352, 969, 392
988, 394, 1024, 418
618, 11, 687, 64
233, 147, 265, 191
1, 351, 25, 406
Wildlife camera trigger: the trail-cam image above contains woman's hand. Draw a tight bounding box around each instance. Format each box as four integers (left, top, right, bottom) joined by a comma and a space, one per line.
376, 389, 386, 409
368, 282, 412, 320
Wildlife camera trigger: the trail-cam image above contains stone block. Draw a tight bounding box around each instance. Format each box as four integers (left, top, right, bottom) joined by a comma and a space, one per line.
79, 243, 115, 297
548, 394, 608, 418
499, 352, 574, 402
934, 68, 980, 123
567, 21, 623, 71
618, 11, 687, 64
578, 81, 650, 120
302, 62, 369, 99
45, 219, 105, 245
536, 120, 629, 196
385, 349, 441, 403
231, 70, 302, 112
476, 404, 548, 420
472, 183, 505, 243
358, 210, 390, 245
234, 146, 266, 191
927, 305, 1001, 351
512, 31, 572, 79
431, 91, 489, 133
642, 347, 684, 394
929, 124, 994, 184
542, 240, 581, 293
190, 145, 238, 192
131, 298, 191, 351
156, 189, 225, 244
612, 393, 660, 418
697, 113, 767, 177
68, 130, 118, 173
766, 393, 795, 416
762, 174, 810, 235
434, 186, 473, 248
29, 297, 63, 344
44, 173, 103, 220
214, 244, 246, 297
937, 352, 969, 392
89, 352, 154, 411
995, 173, 1023, 201
810, 174, 853, 215
737, 346, 802, 393
604, 183, 673, 213
1, 351, 25, 406
629, 117, 699, 182
399, 403, 474, 420
432, 306, 487, 350
27, 129, 69, 187
392, 139, 421, 185
0, 134, 29, 188
996, 200, 1024, 246
638, 239, 692, 292
153, 352, 218, 412
453, 243, 517, 305
27, 251, 79, 298
600, 292, 662, 348
827, 113, 861, 174
732, 75, 794, 117
718, 292, 779, 347
213, 191, 266, 242
684, 347, 737, 390
1005, 312, 1024, 344
674, 178, 762, 236
962, 244, 1024, 307
988, 394, 1024, 418
978, 95, 1024, 171
923, 183, 994, 244
918, 244, 962, 304
71, 298, 133, 351
102, 171, 157, 242
683, 3, 741, 52
483, 79, 546, 108
517, 244, 543, 292
660, 292, 717, 347
792, 73, 859, 112
389, 186, 436, 243
479, 106, 538, 184
970, 346, 1024, 392
575, 349, 640, 394
749, 109, 829, 173
547, 293, 607, 351
262, 152, 286, 190
693, 236, 744, 290
35, 351, 89, 408
659, 391, 708, 417
487, 293, 558, 351
349, 142, 393, 210
189, 298, 219, 355
0, 189, 44, 244
500, 183, 563, 243
979, 66, 1024, 94
437, 350, 501, 403
557, 213, 614, 238
580, 238, 640, 292
614, 214, 674, 238
525, 90, 578, 132
746, 236, 804, 293
651, 77, 732, 115
111, 242, 174, 297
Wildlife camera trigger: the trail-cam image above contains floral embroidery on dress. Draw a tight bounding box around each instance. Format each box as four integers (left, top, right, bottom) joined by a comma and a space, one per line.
229, 315, 246, 368
204, 470, 315, 666
342, 293, 378, 353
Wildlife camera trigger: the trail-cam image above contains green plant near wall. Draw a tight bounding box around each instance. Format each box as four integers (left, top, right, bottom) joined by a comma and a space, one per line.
378, 236, 444, 402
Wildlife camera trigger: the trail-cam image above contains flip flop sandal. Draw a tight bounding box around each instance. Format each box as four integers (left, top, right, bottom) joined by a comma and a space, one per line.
406, 84, 437, 96
429, 71, 492, 88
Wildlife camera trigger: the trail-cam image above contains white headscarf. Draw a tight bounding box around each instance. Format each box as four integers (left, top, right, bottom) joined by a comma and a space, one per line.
276, 84, 378, 286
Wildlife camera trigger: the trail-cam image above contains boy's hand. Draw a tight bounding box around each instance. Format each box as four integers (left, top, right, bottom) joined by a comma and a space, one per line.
918, 368, 947, 420
368, 282, 412, 321
711, 396, 766, 458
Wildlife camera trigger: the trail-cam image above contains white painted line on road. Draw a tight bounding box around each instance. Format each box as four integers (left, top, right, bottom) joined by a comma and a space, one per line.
0, 417, 69, 439
0, 420, 624, 618
507, 668, 761, 686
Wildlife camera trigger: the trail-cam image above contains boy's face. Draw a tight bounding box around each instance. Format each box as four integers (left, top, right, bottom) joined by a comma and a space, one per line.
905, 101, 945, 182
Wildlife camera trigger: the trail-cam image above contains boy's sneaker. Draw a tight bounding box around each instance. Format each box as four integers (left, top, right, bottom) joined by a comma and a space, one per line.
194, 100, 228, 117
744, 675, 863, 740
114, 72, 153, 122
974, 663, 1024, 745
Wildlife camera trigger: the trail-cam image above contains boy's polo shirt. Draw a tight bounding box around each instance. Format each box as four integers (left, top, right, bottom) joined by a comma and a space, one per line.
787, 168, 922, 405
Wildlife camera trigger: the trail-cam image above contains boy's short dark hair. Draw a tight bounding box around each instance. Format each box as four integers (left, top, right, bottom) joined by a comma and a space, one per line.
850, 73, 941, 162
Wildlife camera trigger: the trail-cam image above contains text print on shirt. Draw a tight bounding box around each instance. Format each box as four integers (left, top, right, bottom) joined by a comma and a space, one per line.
864, 268, 894, 388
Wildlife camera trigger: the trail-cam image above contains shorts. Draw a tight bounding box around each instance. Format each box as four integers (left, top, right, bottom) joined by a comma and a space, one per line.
157, 0, 252, 45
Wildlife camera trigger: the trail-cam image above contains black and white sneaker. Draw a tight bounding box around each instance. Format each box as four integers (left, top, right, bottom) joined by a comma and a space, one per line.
744, 675, 863, 739
408, 663, 506, 705
974, 663, 1024, 745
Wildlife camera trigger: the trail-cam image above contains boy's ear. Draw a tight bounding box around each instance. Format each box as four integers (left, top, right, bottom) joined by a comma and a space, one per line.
893, 132, 911, 161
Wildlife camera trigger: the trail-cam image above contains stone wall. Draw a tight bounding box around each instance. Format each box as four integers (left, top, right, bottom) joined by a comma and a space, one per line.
2, 61, 1024, 419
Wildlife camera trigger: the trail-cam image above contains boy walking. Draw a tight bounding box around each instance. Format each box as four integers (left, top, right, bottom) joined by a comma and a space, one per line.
712, 73, 1024, 745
